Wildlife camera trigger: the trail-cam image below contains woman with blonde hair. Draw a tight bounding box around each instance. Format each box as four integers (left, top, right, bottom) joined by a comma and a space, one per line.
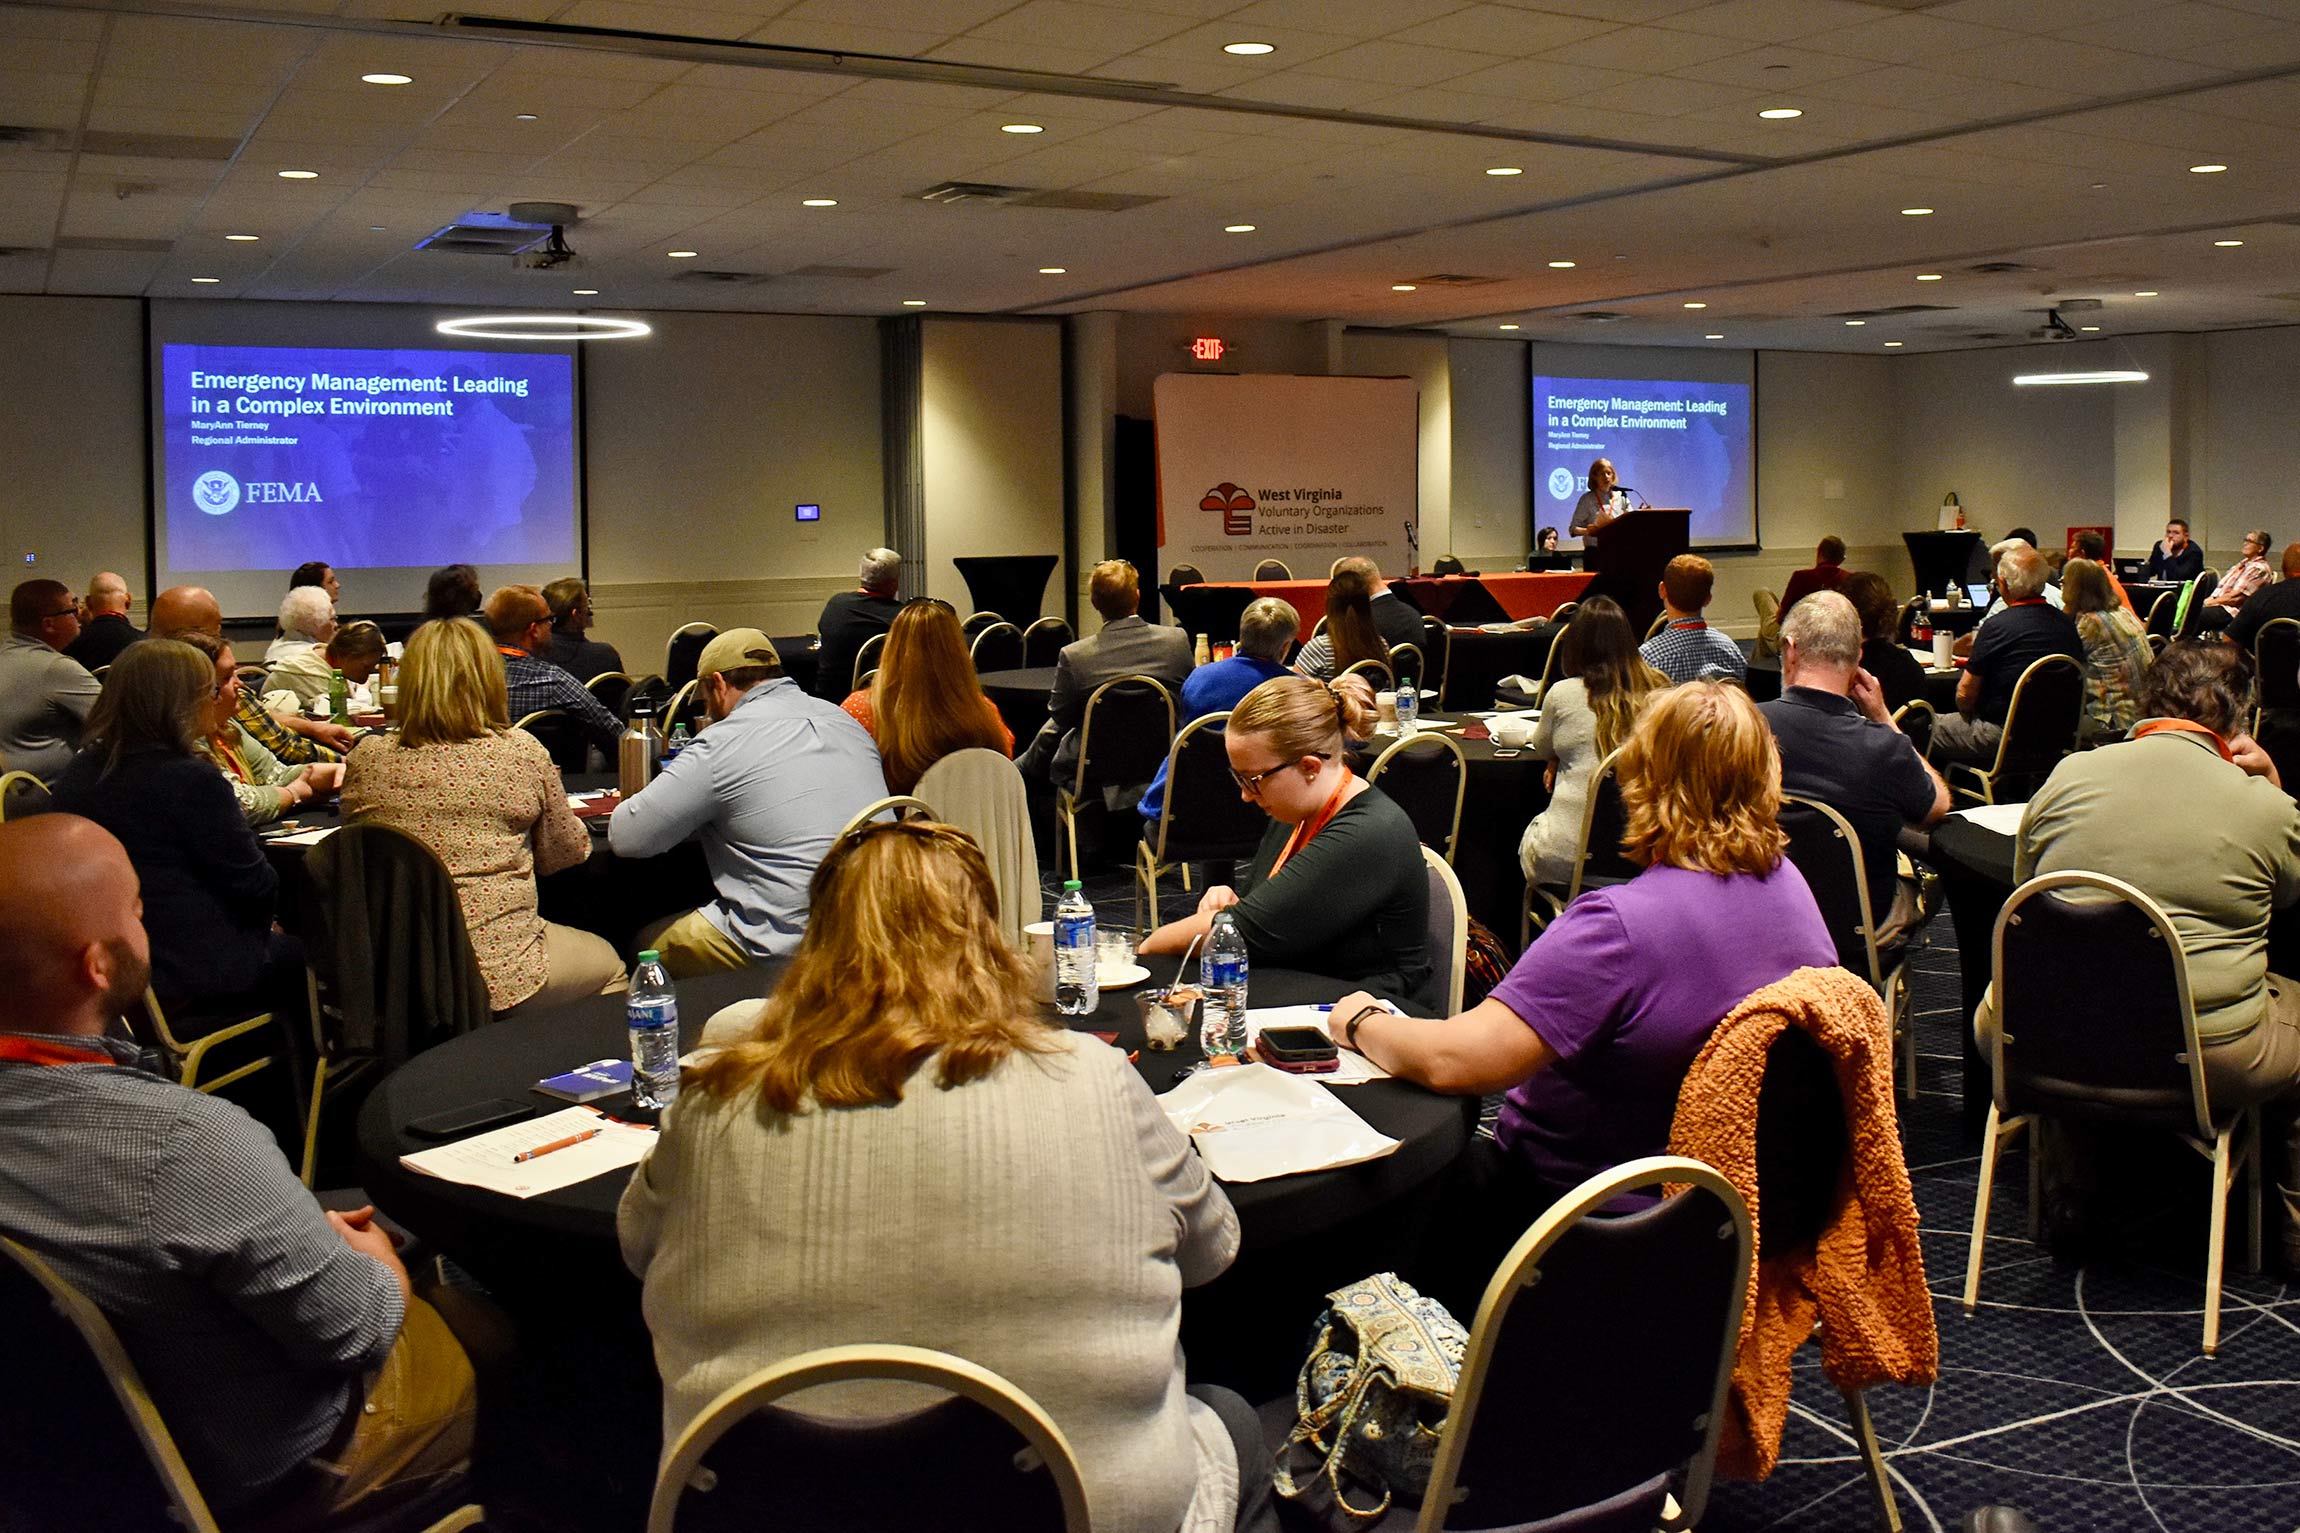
1139, 673, 1435, 1011
2062, 556, 2150, 738
838, 599, 1012, 793
173, 629, 339, 826
341, 618, 622, 1014
619, 821, 1267, 1533
1516, 596, 1668, 887
1334, 682, 1835, 1304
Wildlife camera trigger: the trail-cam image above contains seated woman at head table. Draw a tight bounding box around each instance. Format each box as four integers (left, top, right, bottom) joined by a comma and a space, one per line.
620, 820, 1271, 1533
172, 629, 340, 827
1138, 673, 1437, 1015
1330, 681, 1836, 1311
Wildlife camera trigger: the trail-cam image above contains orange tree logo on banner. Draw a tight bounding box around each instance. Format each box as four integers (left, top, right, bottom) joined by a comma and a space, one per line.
1200, 482, 1254, 536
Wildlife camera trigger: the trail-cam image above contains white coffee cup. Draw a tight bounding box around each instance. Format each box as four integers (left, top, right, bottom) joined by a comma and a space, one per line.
1492, 715, 1533, 748
1932, 631, 1955, 669
1375, 690, 1399, 723
1023, 921, 1056, 1003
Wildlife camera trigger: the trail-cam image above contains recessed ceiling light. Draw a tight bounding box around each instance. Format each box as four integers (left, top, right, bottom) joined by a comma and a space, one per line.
277, 169, 318, 179
1916, 273, 1943, 281
515, 113, 539, 122
1002, 123, 1043, 134
224, 233, 259, 242
2080, 325, 2101, 331
1683, 301, 1706, 309
1039, 266, 1066, 274
572, 288, 598, 295
2190, 163, 2227, 173
1391, 284, 1417, 292
360, 72, 411, 85
1885, 341, 1904, 347
189, 276, 219, 283
668, 250, 698, 258
1704, 333, 1724, 340
2215, 238, 2244, 247
1224, 223, 1256, 233
800, 198, 838, 207
1845, 319, 1866, 326
1547, 260, 1575, 269
368, 225, 384, 232
1485, 166, 1523, 176
1900, 206, 1933, 216
1498, 323, 1520, 330
1223, 41, 1275, 55
1757, 107, 1803, 119
902, 299, 927, 306
2134, 290, 2159, 296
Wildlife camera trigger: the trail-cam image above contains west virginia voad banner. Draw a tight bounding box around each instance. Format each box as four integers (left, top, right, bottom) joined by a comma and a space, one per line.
1154, 373, 1419, 581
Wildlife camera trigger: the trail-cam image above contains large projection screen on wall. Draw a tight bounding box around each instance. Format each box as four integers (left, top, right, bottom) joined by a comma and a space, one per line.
1528, 342, 1758, 551
149, 300, 584, 619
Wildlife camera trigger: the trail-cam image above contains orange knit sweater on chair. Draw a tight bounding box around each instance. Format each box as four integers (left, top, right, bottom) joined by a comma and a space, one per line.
1669, 964, 1938, 1480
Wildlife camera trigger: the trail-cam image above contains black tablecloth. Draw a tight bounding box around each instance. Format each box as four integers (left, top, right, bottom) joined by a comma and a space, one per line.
1437, 628, 1552, 712
979, 665, 1056, 743
1354, 718, 1547, 950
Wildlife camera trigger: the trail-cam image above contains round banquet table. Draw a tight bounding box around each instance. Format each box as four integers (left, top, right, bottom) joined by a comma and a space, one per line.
978, 664, 1056, 742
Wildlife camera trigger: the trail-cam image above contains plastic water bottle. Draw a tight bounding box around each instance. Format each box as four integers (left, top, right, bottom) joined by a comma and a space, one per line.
1200, 910, 1250, 1059
1054, 880, 1097, 1016
1394, 683, 1419, 736
627, 950, 681, 1109
327, 667, 349, 725
665, 721, 690, 761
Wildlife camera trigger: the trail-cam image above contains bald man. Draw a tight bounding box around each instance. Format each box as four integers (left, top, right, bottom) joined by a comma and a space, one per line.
65, 570, 139, 671
0, 816, 475, 1518
146, 585, 352, 763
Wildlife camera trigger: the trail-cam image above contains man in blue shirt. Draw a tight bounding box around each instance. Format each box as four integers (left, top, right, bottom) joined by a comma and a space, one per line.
487, 585, 625, 756
610, 629, 884, 975
1638, 555, 1747, 684
1137, 597, 1298, 824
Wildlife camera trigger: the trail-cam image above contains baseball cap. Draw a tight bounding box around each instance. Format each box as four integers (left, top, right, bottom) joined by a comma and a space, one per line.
694, 628, 781, 679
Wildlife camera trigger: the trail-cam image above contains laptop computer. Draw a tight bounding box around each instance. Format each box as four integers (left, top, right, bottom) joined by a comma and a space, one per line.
1966, 583, 1993, 609
2113, 557, 2149, 581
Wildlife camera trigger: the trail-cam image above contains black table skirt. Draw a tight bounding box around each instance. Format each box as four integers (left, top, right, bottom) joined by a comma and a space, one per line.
979, 665, 1056, 744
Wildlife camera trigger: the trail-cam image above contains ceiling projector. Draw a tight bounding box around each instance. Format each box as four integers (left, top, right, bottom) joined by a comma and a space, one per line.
2028, 308, 2080, 342
508, 201, 584, 272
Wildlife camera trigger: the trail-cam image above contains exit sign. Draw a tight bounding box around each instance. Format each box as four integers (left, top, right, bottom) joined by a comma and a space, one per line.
1189, 336, 1227, 362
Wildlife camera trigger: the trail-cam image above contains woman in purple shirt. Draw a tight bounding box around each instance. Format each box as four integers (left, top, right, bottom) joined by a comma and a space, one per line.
1334, 681, 1835, 1307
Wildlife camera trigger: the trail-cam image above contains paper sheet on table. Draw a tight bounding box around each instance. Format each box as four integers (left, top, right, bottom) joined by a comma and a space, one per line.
265, 826, 337, 847
1952, 801, 2028, 836
1244, 1005, 1391, 1085
399, 1106, 655, 1198
1159, 1064, 1399, 1183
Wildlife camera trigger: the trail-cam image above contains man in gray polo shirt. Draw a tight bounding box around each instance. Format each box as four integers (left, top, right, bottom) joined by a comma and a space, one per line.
0, 578, 101, 781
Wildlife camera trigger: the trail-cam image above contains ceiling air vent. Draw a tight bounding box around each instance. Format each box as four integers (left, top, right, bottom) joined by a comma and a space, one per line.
1571, 311, 1631, 323
1966, 261, 2040, 275
1403, 273, 1501, 288
80, 132, 239, 161
415, 212, 551, 256
673, 269, 770, 285
0, 125, 71, 151
783, 264, 895, 280
1832, 303, 1955, 318
918, 181, 1028, 205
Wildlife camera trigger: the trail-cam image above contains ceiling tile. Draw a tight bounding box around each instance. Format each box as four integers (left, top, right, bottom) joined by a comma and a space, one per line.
552, 1, 766, 39
1218, 0, 1468, 36
1388, 5, 1622, 54
1798, 12, 2024, 63
1669, 42, 1877, 87
1664, 0, 1892, 44
924, 36, 1133, 74
2052, 0, 2292, 50
1541, 24, 1761, 71
963, 0, 1202, 53
1927, 34, 2223, 91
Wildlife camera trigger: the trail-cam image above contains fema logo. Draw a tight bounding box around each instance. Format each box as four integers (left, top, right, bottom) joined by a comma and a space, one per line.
1546, 467, 1576, 502
193, 471, 241, 516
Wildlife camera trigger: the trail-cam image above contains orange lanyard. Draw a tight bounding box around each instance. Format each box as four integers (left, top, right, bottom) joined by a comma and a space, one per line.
1269, 766, 1353, 879
210, 736, 252, 783
2132, 719, 2234, 762
0, 1035, 116, 1067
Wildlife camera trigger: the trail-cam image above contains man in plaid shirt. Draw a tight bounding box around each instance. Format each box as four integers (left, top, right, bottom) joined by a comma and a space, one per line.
485, 585, 625, 754
2199, 528, 2274, 631
1639, 555, 1748, 685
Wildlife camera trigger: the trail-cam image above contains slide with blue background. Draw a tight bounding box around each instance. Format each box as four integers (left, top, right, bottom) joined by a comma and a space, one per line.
160, 343, 577, 572
1532, 374, 1754, 546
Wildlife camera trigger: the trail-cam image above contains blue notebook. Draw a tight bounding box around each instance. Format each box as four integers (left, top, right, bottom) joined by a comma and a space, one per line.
534, 1058, 634, 1103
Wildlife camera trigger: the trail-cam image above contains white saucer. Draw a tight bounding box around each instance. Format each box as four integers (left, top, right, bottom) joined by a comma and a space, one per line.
1097, 963, 1151, 989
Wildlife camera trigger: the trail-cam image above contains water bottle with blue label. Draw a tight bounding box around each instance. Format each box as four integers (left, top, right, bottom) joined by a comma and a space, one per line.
1394, 682, 1418, 736
627, 950, 681, 1109
1054, 880, 1097, 1016
1199, 910, 1250, 1059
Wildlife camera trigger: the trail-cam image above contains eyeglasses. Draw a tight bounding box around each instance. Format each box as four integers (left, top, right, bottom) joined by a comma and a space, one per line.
1230, 752, 1328, 795
40, 608, 77, 621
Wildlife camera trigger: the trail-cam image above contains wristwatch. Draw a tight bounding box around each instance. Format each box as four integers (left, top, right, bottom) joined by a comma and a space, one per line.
1340, 1004, 1382, 1053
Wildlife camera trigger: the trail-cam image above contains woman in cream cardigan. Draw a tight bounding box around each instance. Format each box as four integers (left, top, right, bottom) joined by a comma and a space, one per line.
619, 822, 1272, 1533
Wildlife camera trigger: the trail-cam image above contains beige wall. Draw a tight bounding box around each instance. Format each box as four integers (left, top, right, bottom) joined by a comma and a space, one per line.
0, 296, 149, 623
919, 316, 1066, 623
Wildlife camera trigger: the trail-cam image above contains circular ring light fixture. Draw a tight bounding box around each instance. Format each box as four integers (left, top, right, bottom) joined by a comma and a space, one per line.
435, 314, 651, 341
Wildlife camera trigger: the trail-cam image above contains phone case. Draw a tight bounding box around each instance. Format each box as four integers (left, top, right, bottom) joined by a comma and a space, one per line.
1260, 1051, 1341, 1074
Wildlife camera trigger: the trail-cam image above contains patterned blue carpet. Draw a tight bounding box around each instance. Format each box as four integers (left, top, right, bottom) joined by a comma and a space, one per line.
1067, 862, 2300, 1532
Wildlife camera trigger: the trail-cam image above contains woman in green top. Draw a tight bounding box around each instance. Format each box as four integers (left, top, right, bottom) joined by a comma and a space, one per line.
1140, 673, 1435, 1012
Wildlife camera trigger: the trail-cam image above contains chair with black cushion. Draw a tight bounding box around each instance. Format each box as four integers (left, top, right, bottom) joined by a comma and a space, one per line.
1022, 616, 1074, 667
0, 1235, 483, 1533
1165, 562, 1205, 589
586, 670, 635, 722
513, 708, 590, 774
0, 769, 51, 820
1946, 654, 2082, 805
1418, 616, 1450, 699
1432, 554, 1469, 577
1644, 612, 1669, 640
659, 679, 708, 737
1338, 656, 1394, 692
851, 632, 887, 695
1369, 731, 1467, 866
1522, 749, 1634, 947
124, 988, 284, 1101
2172, 570, 2219, 642
2144, 588, 2179, 638
835, 794, 934, 843
961, 611, 1005, 642
2253, 617, 2300, 701
1547, 601, 1580, 624
1780, 795, 1917, 1100
970, 621, 1025, 673
1135, 712, 1264, 931
1894, 596, 1927, 647
1057, 675, 1176, 879
1296, 1157, 1750, 1533
1529, 618, 1572, 706
1422, 845, 1469, 1017
1967, 871, 2262, 1355
664, 622, 716, 690
647, 1344, 1087, 1533
1890, 699, 1935, 760
1387, 641, 1425, 692
1254, 557, 1293, 580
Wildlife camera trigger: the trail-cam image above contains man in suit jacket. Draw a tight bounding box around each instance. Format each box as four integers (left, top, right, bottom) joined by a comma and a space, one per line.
1021, 560, 1192, 785
812, 548, 904, 700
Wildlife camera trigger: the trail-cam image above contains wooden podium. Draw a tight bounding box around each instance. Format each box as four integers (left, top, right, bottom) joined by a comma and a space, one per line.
1582, 508, 1690, 636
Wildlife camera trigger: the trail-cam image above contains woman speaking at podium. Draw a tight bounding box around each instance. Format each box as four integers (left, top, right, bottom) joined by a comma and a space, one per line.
1569, 457, 1644, 539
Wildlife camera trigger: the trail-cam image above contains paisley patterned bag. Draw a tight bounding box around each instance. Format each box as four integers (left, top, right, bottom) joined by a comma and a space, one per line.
1275, 1272, 1467, 1521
